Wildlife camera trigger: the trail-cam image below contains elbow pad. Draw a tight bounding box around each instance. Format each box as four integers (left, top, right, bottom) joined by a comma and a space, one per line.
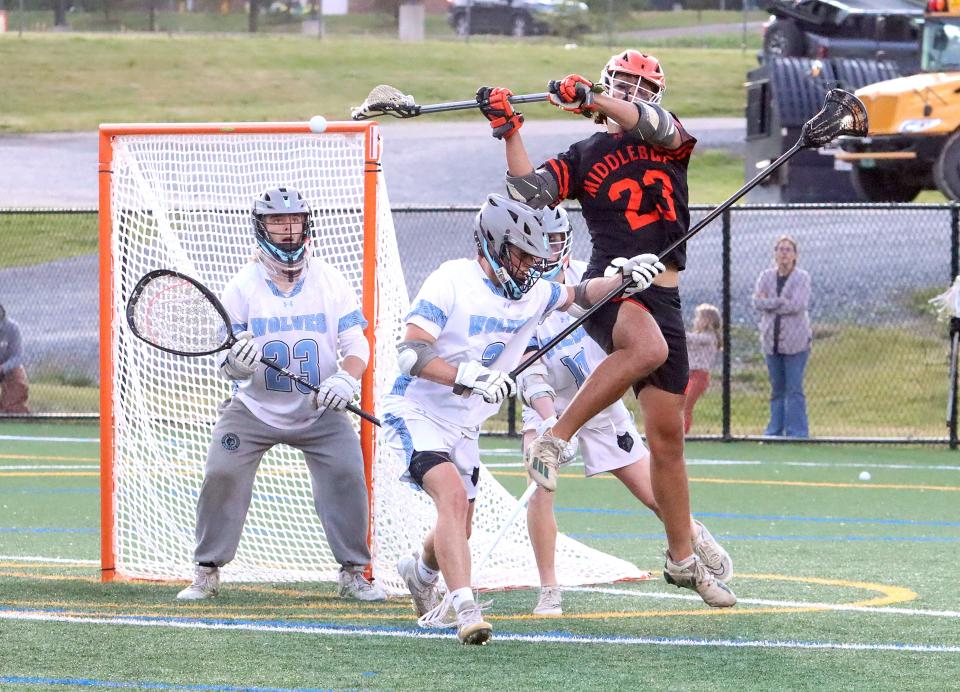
505, 169, 560, 209
516, 360, 556, 407
628, 101, 676, 147
396, 339, 438, 376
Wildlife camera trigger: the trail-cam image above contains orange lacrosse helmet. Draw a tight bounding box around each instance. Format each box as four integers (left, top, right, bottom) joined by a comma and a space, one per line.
599, 50, 665, 105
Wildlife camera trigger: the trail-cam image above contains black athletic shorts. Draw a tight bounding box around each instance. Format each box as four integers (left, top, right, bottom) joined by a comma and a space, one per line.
583, 284, 689, 396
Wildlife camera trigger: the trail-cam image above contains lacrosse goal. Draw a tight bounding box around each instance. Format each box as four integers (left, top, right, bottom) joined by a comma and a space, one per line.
99, 120, 648, 594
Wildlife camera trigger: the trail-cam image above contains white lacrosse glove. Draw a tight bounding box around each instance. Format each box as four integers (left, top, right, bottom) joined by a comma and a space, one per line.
535, 415, 579, 464
455, 360, 517, 404
312, 370, 361, 412
220, 331, 260, 381
605, 253, 666, 296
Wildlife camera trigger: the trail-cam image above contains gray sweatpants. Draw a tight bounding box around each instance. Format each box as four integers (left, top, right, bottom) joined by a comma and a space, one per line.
193, 398, 371, 569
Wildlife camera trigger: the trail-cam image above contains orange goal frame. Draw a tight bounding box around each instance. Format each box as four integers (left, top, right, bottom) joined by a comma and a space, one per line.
97, 120, 382, 581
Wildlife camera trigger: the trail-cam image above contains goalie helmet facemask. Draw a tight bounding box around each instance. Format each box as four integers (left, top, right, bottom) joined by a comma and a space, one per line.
251, 186, 314, 282
540, 205, 572, 281
600, 50, 665, 106
474, 194, 552, 301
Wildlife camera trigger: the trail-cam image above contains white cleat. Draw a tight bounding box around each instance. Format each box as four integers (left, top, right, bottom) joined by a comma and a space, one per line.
397, 552, 442, 616
524, 429, 566, 492
692, 520, 733, 582
176, 565, 220, 601
663, 553, 736, 608
533, 586, 563, 616
456, 600, 493, 645
338, 567, 387, 601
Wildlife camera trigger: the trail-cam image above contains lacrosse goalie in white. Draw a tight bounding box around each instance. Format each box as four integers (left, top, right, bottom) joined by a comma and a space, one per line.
382, 193, 664, 645
176, 186, 385, 603
519, 206, 732, 616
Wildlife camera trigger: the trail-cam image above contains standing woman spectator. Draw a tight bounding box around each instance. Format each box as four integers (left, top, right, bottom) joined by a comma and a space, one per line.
683, 303, 721, 435
752, 235, 812, 438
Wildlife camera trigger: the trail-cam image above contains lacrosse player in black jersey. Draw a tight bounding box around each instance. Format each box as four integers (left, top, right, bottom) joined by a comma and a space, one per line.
476, 50, 735, 607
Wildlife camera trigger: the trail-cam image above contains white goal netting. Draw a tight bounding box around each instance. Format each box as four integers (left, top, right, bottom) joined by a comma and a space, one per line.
104, 123, 648, 594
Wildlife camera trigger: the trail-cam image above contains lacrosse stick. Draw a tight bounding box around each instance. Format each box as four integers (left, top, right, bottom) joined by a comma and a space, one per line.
510, 88, 869, 381
473, 481, 539, 581
350, 83, 602, 121
126, 269, 380, 426
931, 276, 960, 440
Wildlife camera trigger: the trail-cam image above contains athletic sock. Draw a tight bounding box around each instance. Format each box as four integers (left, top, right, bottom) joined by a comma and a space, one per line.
450, 587, 475, 612
416, 555, 439, 583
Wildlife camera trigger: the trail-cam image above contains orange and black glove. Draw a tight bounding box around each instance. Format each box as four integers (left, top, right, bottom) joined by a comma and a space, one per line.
547, 74, 598, 116
476, 86, 524, 140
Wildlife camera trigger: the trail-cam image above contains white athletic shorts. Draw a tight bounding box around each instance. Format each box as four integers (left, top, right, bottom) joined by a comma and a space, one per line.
522, 400, 648, 477
381, 395, 482, 500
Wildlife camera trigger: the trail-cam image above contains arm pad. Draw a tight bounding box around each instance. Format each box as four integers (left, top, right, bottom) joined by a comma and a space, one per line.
505, 169, 560, 209
627, 101, 677, 147
516, 359, 556, 407
339, 326, 370, 366
397, 339, 439, 376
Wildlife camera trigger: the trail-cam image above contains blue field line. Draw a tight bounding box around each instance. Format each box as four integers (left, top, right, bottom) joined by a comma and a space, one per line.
555, 507, 960, 528
566, 532, 960, 543
0, 527, 96, 534
0, 677, 337, 691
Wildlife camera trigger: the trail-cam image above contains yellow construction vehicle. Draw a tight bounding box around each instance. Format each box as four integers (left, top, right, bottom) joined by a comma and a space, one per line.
837, 0, 960, 201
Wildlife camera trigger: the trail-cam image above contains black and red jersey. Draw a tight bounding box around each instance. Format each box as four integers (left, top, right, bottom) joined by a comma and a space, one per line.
540, 118, 696, 276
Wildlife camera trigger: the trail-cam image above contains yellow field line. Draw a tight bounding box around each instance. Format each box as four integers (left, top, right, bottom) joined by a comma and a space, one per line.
0, 472, 98, 477
0, 453, 98, 462
491, 470, 960, 492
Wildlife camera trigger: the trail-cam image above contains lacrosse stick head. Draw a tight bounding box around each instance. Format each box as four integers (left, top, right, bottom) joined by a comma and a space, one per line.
800, 89, 868, 149
351, 84, 421, 120
930, 275, 960, 322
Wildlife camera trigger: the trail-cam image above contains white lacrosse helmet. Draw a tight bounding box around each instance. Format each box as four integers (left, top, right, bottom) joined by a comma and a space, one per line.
251, 186, 314, 282
540, 205, 572, 281
474, 194, 552, 300
600, 50, 666, 106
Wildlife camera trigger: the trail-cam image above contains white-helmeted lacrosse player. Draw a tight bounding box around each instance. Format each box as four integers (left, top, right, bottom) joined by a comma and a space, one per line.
176, 186, 385, 603
381, 193, 665, 645
518, 206, 732, 616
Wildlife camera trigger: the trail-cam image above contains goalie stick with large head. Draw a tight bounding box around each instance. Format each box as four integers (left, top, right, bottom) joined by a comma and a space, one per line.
125, 269, 381, 426
350, 82, 602, 121
510, 88, 868, 383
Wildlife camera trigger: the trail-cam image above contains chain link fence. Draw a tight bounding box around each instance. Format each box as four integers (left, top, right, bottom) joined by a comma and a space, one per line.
2, 204, 957, 444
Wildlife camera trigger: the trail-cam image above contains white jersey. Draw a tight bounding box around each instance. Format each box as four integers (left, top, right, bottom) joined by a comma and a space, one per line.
386, 258, 565, 430
522, 260, 622, 430
219, 259, 367, 430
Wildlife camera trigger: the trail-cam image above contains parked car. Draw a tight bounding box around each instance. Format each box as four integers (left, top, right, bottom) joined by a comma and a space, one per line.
759, 0, 924, 73
448, 0, 590, 38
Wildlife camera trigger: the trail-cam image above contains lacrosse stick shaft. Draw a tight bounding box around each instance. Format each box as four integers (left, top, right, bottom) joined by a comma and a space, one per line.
418, 92, 550, 115
511, 142, 804, 381
474, 481, 538, 579
257, 358, 380, 427
948, 320, 960, 446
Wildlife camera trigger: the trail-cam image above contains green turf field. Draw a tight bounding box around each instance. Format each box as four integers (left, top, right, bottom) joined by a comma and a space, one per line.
1, 420, 958, 689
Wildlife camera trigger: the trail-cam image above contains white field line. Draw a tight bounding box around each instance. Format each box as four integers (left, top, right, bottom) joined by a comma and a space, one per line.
567, 586, 960, 619
0, 555, 99, 565
0, 609, 957, 653
0, 435, 99, 443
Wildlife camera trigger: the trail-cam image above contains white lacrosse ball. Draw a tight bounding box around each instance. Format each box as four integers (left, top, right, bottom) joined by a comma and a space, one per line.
309, 115, 328, 133
858, 471, 871, 481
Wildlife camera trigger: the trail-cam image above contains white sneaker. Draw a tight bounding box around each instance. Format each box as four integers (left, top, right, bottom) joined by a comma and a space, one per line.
397, 552, 442, 616
338, 567, 387, 601
176, 565, 220, 601
692, 520, 733, 582
524, 429, 566, 492
456, 600, 493, 645
663, 553, 736, 608
533, 586, 563, 615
